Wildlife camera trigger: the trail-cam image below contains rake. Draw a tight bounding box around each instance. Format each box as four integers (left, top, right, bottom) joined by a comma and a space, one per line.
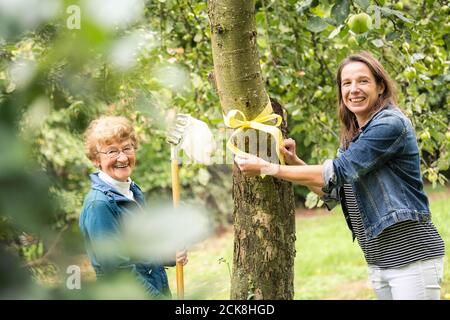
166, 113, 190, 300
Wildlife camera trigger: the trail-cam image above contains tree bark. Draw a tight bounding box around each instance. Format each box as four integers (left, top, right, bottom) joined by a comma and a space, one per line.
208, 0, 296, 300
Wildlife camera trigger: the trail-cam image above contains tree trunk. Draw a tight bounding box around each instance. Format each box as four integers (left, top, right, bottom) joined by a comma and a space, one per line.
208, 0, 296, 300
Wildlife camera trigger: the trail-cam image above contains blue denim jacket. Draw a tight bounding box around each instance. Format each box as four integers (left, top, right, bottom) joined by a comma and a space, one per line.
322, 105, 431, 240
79, 173, 174, 299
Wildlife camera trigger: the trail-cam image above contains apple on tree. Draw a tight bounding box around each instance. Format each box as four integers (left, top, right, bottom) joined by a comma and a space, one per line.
347, 13, 372, 34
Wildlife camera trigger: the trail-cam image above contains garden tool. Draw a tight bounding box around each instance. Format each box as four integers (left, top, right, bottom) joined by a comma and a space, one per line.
166, 113, 188, 300
166, 113, 216, 299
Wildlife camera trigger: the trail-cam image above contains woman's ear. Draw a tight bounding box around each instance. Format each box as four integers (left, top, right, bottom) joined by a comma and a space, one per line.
378, 82, 385, 95
93, 159, 101, 169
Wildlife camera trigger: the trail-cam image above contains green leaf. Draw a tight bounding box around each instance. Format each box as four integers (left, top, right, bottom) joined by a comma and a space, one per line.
356, 33, 368, 43
328, 25, 344, 39
371, 39, 384, 48
415, 93, 427, 106
338, 24, 350, 38
193, 3, 206, 15
255, 12, 265, 25
437, 152, 450, 171
6, 82, 15, 93
374, 5, 381, 28
296, 0, 312, 15
193, 33, 203, 43
306, 16, 328, 33
310, 4, 330, 18
353, 0, 370, 11
197, 168, 210, 186
386, 30, 401, 41
280, 75, 292, 86
411, 53, 425, 64
305, 191, 319, 209
257, 37, 267, 48
279, 23, 293, 33
379, 6, 412, 23
331, 0, 350, 24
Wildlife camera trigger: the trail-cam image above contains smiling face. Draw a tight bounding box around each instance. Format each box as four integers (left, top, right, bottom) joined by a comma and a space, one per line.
340, 61, 385, 125
94, 139, 136, 182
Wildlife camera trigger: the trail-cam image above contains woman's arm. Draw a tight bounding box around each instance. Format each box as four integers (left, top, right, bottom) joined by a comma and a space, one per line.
272, 163, 324, 188
234, 153, 324, 188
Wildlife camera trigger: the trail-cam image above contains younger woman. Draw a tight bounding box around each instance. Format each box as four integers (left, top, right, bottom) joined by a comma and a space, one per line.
235, 52, 445, 300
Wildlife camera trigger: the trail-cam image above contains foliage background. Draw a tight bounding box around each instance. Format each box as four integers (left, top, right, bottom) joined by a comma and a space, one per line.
0, 0, 448, 298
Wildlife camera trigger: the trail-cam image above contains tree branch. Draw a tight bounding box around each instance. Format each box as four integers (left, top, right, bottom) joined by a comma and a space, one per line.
22, 225, 69, 268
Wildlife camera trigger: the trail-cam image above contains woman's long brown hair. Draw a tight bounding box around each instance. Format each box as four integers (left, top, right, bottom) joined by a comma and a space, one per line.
336, 51, 398, 149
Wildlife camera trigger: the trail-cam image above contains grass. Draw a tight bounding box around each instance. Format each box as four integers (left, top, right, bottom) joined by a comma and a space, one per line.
167, 185, 450, 299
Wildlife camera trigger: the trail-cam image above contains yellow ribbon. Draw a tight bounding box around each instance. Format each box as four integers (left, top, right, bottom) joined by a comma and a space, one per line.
223, 100, 285, 166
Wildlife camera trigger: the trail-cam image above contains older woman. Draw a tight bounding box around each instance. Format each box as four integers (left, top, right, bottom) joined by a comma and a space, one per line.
235, 52, 445, 300
79, 116, 187, 299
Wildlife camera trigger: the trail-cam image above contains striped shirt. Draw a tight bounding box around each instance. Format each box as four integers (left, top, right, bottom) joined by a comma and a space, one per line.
342, 184, 445, 268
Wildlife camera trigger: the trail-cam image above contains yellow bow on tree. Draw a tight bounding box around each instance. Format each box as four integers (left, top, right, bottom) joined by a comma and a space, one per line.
223, 101, 285, 166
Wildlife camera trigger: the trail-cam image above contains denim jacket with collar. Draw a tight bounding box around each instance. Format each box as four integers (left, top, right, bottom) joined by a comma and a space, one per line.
322, 105, 431, 241
79, 172, 174, 299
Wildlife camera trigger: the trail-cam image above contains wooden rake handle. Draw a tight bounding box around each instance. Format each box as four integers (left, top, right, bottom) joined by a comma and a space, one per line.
176, 261, 184, 299
171, 157, 184, 299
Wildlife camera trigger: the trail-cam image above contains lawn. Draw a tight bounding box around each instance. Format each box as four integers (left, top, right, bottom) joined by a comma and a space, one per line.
167, 185, 450, 300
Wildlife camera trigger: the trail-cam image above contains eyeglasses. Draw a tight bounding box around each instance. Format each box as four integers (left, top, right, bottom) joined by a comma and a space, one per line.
97, 145, 136, 159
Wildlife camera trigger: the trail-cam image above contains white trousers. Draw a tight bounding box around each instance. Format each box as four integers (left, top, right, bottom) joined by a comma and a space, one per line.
368, 257, 444, 300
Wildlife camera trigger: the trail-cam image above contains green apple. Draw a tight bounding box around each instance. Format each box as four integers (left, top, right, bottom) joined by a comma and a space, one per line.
313, 89, 323, 99
427, 171, 438, 183
445, 131, 450, 142
394, 2, 404, 10
269, 77, 279, 86
402, 42, 410, 51
347, 13, 372, 34
424, 56, 434, 65
419, 131, 430, 141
